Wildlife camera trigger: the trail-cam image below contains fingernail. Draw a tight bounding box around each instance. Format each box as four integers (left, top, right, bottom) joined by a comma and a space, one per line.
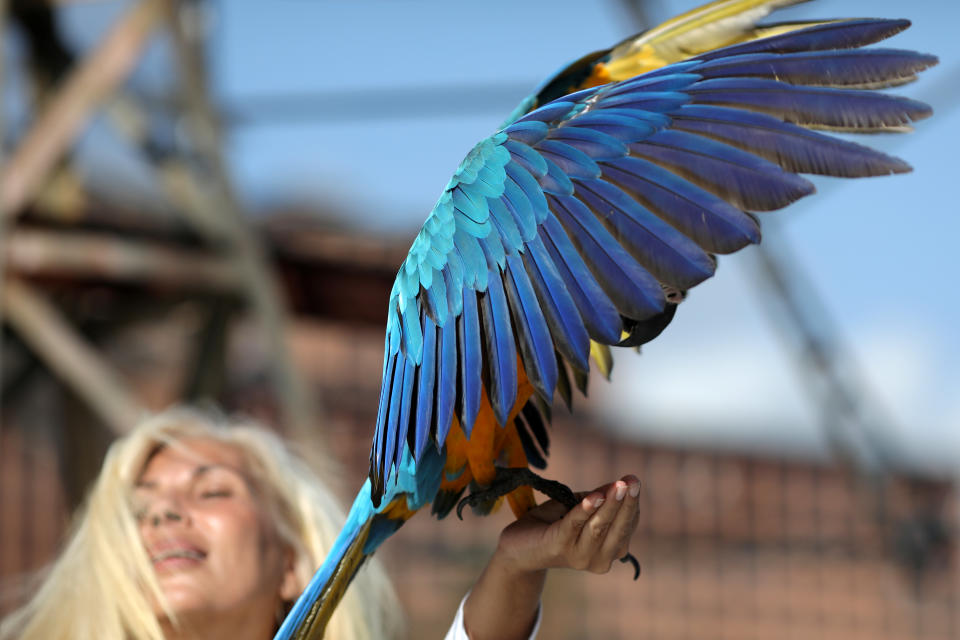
593, 497, 605, 509
629, 482, 640, 498
615, 483, 627, 501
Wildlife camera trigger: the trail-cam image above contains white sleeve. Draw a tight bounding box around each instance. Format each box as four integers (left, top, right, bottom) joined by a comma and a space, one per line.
443, 592, 542, 640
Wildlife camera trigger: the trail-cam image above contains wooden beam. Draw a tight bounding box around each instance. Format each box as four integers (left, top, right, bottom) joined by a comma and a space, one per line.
1, 278, 143, 434
5, 228, 240, 291
0, 0, 164, 220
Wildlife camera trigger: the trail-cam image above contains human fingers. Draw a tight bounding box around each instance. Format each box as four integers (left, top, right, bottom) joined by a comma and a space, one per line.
573, 479, 629, 566
598, 475, 640, 565
553, 490, 608, 550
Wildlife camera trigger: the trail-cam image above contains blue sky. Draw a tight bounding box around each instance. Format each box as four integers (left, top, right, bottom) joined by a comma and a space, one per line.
28, 0, 960, 470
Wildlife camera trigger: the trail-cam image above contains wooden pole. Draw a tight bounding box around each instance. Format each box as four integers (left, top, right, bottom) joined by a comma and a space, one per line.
164, 2, 319, 438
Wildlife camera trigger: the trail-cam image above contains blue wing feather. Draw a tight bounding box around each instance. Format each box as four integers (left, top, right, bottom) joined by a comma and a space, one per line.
435, 319, 457, 447
629, 129, 815, 211
502, 119, 549, 145
457, 290, 483, 437
504, 138, 549, 178
599, 155, 760, 254
550, 193, 666, 320
371, 351, 397, 495
687, 77, 932, 130
574, 178, 716, 289
565, 111, 657, 141
546, 126, 628, 160
504, 253, 558, 400
692, 19, 912, 60
395, 357, 416, 478
538, 156, 575, 196
522, 236, 591, 372
670, 104, 912, 176
502, 176, 538, 242
488, 197, 524, 251
540, 214, 623, 345
505, 162, 550, 222
443, 252, 465, 316
382, 353, 405, 486
695, 49, 938, 88
480, 229, 507, 271
479, 273, 518, 427
516, 100, 578, 124
596, 90, 690, 113
414, 313, 437, 461
537, 139, 601, 180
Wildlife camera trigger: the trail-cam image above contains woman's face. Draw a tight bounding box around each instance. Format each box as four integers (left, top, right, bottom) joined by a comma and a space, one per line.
134, 437, 298, 632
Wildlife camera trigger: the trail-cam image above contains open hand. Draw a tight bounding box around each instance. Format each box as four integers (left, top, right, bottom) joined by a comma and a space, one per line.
496, 475, 641, 576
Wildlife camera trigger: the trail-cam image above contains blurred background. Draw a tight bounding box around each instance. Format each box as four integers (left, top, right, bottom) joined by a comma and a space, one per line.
1, 0, 957, 638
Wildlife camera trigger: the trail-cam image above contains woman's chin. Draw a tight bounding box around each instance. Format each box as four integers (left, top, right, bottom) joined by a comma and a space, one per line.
154, 575, 214, 617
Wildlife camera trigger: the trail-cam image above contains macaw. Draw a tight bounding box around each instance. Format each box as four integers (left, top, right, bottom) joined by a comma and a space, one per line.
276, 0, 936, 637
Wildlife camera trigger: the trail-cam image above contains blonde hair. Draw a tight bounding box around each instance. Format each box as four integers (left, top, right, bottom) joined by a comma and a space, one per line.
0, 408, 401, 640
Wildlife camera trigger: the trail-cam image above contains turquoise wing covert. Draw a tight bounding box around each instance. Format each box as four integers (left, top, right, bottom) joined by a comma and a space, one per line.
369, 18, 936, 504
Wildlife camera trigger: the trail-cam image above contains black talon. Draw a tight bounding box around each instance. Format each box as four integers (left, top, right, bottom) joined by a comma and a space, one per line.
455, 493, 476, 520
619, 552, 641, 580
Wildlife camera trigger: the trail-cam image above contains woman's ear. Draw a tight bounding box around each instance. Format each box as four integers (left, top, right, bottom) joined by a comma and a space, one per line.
279, 549, 300, 601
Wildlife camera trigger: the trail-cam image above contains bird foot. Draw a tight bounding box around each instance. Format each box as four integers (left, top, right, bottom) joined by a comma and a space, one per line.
455, 466, 576, 519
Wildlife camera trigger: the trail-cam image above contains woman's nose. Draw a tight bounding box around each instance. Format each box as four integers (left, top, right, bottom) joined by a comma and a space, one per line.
143, 496, 188, 527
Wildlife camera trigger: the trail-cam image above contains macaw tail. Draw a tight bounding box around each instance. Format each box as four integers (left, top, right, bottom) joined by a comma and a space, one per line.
276, 444, 445, 639
274, 481, 411, 640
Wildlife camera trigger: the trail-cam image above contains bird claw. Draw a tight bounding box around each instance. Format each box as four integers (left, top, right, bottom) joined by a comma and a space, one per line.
455, 466, 578, 520
619, 552, 641, 580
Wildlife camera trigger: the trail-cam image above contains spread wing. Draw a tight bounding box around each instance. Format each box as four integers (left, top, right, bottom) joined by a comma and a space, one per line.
369, 19, 935, 502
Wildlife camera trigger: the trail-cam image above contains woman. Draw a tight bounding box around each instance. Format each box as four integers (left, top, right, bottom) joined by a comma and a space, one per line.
1, 408, 640, 639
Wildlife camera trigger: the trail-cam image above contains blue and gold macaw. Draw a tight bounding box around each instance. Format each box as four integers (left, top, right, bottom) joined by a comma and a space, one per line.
277, 1, 936, 636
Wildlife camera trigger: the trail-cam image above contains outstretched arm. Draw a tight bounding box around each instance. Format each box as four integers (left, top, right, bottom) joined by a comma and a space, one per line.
459, 475, 641, 640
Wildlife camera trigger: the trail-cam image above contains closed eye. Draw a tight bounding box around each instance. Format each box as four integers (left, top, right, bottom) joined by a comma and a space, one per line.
199, 489, 232, 499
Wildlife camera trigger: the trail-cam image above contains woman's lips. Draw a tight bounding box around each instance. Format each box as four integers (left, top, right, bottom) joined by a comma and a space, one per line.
150, 543, 207, 572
